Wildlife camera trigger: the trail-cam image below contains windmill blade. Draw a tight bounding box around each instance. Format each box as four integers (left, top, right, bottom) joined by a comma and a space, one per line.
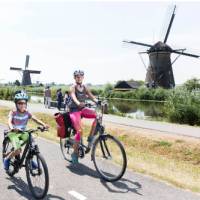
123, 40, 153, 48
27, 70, 41, 74
173, 48, 186, 52
138, 53, 148, 70
139, 51, 148, 54
172, 50, 200, 58
163, 5, 176, 43
10, 67, 22, 71
25, 55, 30, 69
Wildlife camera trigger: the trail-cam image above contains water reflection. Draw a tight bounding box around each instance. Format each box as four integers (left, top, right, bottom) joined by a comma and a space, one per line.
108, 100, 165, 120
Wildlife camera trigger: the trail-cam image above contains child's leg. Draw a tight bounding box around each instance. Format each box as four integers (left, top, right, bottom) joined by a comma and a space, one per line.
7, 132, 29, 159
4, 132, 22, 170
6, 133, 21, 159
8, 149, 22, 159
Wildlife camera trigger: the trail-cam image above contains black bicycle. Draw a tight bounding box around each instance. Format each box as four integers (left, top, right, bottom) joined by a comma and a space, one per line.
60, 101, 127, 182
2, 127, 49, 199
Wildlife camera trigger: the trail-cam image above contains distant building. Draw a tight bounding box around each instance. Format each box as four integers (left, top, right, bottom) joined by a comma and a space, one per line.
114, 80, 141, 91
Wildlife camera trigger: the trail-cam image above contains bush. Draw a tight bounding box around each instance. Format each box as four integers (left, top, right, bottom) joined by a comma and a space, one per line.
164, 88, 200, 126
0, 87, 15, 100
183, 78, 200, 92
135, 87, 154, 100
153, 87, 170, 101
104, 87, 170, 101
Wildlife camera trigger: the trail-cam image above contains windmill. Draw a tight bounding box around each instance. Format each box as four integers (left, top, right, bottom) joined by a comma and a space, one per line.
10, 55, 41, 86
123, 5, 200, 89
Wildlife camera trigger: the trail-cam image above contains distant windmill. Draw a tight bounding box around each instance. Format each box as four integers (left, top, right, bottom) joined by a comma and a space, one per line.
10, 55, 41, 86
123, 5, 200, 89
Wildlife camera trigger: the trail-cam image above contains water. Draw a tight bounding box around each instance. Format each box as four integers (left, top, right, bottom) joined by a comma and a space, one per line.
30, 95, 44, 103
107, 100, 165, 120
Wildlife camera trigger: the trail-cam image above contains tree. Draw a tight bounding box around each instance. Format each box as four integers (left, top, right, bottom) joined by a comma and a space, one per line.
183, 78, 200, 92
104, 83, 114, 93
14, 80, 21, 86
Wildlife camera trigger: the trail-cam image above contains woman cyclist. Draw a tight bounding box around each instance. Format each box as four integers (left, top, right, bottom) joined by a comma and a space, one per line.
68, 70, 100, 164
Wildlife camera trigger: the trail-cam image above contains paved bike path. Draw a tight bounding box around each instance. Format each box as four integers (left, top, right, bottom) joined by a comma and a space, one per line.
0, 100, 200, 138
0, 125, 199, 200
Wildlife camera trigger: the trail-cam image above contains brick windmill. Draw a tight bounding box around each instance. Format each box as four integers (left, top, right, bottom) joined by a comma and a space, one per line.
123, 5, 200, 89
10, 55, 41, 86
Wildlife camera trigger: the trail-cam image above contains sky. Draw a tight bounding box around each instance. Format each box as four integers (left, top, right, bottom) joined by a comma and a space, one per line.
0, 0, 200, 85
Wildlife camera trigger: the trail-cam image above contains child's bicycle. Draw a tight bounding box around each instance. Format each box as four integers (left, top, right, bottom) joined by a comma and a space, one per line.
2, 127, 49, 199
60, 101, 127, 182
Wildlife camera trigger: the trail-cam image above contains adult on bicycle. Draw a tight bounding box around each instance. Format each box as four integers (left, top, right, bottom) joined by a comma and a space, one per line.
3, 90, 49, 171
68, 70, 100, 164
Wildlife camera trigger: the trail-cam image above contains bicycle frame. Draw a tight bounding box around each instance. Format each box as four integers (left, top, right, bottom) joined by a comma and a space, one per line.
18, 132, 39, 169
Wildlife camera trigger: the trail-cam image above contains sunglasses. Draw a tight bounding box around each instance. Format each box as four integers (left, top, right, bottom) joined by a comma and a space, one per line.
17, 102, 27, 105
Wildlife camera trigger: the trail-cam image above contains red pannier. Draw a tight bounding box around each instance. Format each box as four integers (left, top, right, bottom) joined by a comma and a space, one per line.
54, 112, 72, 138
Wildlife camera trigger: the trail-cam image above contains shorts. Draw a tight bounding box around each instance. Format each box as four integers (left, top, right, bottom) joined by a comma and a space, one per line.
7, 131, 29, 150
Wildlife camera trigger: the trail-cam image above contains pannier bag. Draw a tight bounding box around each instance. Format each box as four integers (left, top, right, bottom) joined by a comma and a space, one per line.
54, 112, 72, 138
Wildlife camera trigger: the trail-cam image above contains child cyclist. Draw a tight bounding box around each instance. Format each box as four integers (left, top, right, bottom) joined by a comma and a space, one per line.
68, 70, 101, 164
3, 90, 49, 171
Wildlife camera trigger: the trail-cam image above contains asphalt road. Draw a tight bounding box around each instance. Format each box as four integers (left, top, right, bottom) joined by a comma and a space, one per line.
0, 100, 200, 138
0, 125, 200, 200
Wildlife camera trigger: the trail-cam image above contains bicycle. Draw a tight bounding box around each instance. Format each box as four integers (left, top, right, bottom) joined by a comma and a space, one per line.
2, 127, 49, 199
60, 101, 127, 182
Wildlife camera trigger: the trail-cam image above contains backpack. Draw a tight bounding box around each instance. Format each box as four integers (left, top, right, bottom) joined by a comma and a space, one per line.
54, 112, 72, 138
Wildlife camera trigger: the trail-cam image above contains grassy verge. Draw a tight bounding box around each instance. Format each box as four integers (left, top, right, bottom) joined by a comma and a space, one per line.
0, 106, 200, 193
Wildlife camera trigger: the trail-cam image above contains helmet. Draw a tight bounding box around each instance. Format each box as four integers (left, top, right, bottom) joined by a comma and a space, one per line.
14, 91, 29, 103
73, 70, 84, 77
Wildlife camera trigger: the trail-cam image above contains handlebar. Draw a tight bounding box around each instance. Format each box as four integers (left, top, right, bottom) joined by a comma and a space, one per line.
27, 126, 48, 133
9, 126, 48, 134
85, 100, 108, 109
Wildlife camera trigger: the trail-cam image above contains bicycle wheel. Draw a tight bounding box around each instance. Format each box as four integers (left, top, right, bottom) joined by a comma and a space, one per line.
2, 138, 16, 177
26, 153, 49, 199
92, 134, 127, 182
60, 138, 74, 162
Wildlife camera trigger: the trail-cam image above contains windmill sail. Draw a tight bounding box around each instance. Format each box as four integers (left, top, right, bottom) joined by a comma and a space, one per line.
25, 55, 30, 69
123, 40, 153, 48
10, 67, 22, 71
163, 5, 176, 43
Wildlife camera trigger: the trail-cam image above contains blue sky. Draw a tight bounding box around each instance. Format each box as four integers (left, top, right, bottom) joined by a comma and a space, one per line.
0, 1, 200, 85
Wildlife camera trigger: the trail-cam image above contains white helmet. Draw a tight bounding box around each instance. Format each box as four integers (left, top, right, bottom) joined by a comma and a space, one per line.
73, 70, 84, 77
14, 91, 29, 103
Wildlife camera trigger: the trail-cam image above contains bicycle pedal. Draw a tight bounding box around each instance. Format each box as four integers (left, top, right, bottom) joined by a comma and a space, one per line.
78, 147, 85, 158
85, 147, 90, 154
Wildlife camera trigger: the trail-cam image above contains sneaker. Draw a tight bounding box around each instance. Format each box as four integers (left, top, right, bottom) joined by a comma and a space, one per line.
31, 160, 38, 170
71, 152, 79, 164
3, 158, 10, 171
85, 136, 94, 154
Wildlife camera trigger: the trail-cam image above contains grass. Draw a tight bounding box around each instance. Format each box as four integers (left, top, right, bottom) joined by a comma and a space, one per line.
0, 106, 200, 193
